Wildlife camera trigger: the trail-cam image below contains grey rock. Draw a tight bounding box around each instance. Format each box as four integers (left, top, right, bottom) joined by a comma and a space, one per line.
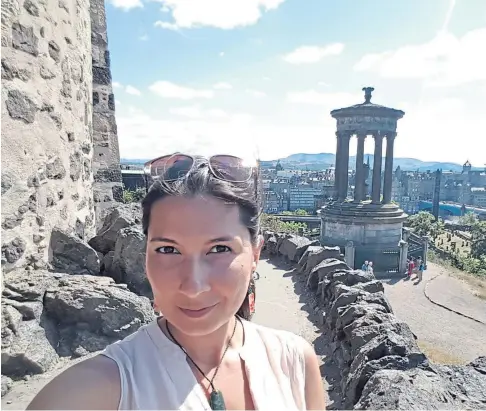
1, 317, 59, 377
278, 236, 317, 262
88, 203, 142, 254
1, 58, 31, 81
355, 365, 486, 410
304, 245, 341, 274
23, 0, 39, 16
69, 151, 82, 181
266, 236, 278, 255
307, 258, 349, 291
1, 171, 14, 195
12, 23, 38, 56
1, 375, 13, 397
45, 156, 66, 179
6, 89, 37, 123
49, 228, 100, 275
111, 227, 151, 298
48, 40, 61, 62
1, 237, 26, 265
44, 274, 154, 339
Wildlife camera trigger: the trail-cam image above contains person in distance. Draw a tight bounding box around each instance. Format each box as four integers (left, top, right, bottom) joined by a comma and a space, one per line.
27, 153, 326, 410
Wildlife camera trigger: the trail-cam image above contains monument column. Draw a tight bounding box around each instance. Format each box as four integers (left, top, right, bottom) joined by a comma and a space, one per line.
371, 132, 383, 204
382, 132, 396, 204
354, 132, 366, 202
339, 133, 351, 201
334, 132, 342, 199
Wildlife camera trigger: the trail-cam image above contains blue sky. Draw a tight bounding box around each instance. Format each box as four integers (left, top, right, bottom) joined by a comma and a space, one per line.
106, 0, 486, 165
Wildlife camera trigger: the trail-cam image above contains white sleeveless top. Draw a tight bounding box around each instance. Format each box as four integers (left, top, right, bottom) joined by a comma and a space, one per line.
101, 319, 307, 410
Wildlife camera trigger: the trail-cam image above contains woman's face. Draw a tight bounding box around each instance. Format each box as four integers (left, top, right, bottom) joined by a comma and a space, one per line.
146, 195, 262, 336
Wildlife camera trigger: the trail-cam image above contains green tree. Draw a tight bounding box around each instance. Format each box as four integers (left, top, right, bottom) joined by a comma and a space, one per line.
408, 211, 445, 238
123, 187, 146, 203
294, 209, 309, 216
470, 220, 486, 259
459, 212, 478, 226
260, 213, 307, 235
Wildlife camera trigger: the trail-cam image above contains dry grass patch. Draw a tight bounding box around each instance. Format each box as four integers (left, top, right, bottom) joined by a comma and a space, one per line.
418, 340, 465, 365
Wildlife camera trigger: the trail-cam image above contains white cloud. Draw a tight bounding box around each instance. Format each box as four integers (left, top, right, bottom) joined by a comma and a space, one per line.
283, 43, 344, 64
112, 81, 123, 89
219, 51, 225, 57
354, 27, 486, 87
152, 0, 285, 30
154, 21, 179, 30
317, 81, 330, 87
125, 85, 142, 96
246, 89, 266, 98
149, 81, 214, 99
139, 34, 149, 41
286, 90, 361, 107
108, 0, 142, 11
213, 82, 233, 90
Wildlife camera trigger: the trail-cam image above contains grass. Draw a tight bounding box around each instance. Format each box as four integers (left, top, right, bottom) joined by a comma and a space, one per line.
434, 232, 471, 257
427, 252, 486, 301
417, 341, 465, 365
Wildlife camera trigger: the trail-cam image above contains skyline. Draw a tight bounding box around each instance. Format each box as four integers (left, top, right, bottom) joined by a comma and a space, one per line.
106, 0, 486, 166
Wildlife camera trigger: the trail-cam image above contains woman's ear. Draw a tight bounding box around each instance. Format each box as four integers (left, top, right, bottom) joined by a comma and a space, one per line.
252, 234, 264, 271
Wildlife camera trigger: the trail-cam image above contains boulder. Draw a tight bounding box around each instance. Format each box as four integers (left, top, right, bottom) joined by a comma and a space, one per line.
1, 269, 155, 377
266, 236, 278, 255
1, 375, 12, 397
355, 364, 486, 410
88, 203, 142, 254
44, 273, 154, 340
344, 331, 429, 407
307, 258, 349, 291
304, 246, 341, 274
278, 236, 316, 262
49, 228, 100, 275
110, 227, 152, 298
297, 245, 321, 271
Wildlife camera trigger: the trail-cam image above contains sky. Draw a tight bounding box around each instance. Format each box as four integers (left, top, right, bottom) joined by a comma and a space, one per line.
106, 0, 486, 166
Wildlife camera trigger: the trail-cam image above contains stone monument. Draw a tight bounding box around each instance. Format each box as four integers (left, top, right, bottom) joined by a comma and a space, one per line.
319, 87, 408, 273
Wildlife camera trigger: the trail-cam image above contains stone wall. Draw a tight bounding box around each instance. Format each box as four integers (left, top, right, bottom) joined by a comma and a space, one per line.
90, 0, 123, 228
1, 0, 95, 272
263, 231, 486, 409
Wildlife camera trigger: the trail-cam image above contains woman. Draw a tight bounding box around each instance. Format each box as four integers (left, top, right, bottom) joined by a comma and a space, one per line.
27, 154, 325, 410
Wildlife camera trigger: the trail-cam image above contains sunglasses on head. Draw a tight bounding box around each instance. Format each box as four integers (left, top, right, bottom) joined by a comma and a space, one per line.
143, 153, 257, 183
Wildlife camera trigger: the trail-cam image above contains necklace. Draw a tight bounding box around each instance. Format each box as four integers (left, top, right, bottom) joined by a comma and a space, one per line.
165, 317, 240, 411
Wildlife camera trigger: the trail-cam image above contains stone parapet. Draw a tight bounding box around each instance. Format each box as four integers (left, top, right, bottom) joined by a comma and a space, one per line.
262, 231, 486, 409
1, 0, 95, 272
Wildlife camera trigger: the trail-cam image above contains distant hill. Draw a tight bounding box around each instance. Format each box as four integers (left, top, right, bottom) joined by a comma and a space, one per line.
261, 153, 477, 172
122, 154, 478, 173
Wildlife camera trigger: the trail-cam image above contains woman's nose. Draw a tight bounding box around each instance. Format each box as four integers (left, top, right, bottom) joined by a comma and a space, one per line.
178, 257, 211, 297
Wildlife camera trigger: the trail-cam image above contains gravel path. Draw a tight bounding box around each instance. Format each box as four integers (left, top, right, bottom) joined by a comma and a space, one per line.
382, 262, 486, 364
253, 257, 341, 408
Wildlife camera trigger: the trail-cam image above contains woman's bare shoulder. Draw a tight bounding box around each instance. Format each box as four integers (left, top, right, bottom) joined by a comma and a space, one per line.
27, 354, 121, 410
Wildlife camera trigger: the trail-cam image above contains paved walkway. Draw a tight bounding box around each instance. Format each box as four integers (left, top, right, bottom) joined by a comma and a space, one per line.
382, 262, 486, 364
424, 272, 486, 325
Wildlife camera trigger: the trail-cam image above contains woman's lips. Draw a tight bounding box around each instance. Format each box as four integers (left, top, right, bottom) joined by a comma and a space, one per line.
178, 304, 218, 318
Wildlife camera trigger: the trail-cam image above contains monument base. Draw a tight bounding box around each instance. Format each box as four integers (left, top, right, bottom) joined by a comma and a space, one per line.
319, 201, 408, 274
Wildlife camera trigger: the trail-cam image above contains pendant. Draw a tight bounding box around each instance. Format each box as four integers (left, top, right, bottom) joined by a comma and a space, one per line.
209, 389, 226, 410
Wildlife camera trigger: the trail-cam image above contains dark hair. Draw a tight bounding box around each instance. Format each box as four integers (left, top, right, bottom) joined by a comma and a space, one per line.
141, 156, 261, 320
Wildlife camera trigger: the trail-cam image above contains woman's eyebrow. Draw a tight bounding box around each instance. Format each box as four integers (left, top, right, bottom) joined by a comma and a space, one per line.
150, 237, 178, 244
206, 236, 234, 244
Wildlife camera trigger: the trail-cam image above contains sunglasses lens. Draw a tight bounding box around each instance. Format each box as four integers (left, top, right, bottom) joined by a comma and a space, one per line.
210, 155, 254, 182
150, 154, 193, 180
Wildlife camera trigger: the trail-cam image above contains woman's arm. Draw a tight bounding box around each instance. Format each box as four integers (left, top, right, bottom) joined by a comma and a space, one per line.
27, 355, 121, 410
302, 340, 326, 410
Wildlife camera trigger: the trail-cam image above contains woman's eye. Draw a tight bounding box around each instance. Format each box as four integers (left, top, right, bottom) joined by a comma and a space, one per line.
155, 246, 180, 254
209, 245, 231, 254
